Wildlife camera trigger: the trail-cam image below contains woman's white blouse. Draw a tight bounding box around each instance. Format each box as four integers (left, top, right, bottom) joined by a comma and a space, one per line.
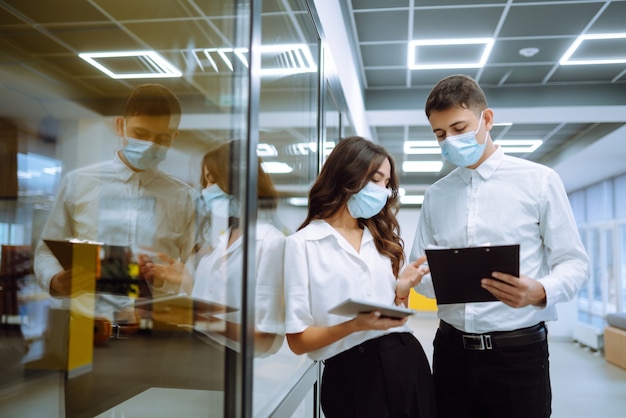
192, 220, 285, 335
284, 220, 411, 361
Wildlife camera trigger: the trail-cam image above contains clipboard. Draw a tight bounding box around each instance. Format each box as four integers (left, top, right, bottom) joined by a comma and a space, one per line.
425, 244, 520, 304
43, 239, 101, 270
328, 297, 416, 319
44, 239, 140, 295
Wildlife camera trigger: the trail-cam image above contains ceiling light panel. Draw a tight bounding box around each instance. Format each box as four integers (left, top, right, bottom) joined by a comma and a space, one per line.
257, 143, 278, 157
560, 33, 626, 65
192, 44, 317, 76
400, 194, 424, 205
261, 162, 293, 174
79, 51, 182, 79
402, 161, 443, 173
408, 38, 494, 70
403, 140, 440, 155
494, 139, 543, 154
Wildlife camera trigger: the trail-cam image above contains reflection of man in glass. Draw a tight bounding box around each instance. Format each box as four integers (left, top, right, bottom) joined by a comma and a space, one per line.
34, 84, 196, 321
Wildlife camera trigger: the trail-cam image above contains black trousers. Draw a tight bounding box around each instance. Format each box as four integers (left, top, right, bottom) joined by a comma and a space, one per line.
321, 332, 436, 418
433, 324, 552, 418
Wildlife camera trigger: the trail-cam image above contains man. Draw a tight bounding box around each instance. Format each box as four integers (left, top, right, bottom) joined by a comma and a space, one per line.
410, 74, 590, 418
34, 83, 196, 320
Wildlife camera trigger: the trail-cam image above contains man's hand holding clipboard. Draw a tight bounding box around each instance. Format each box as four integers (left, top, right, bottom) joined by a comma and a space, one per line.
425, 244, 520, 305
425, 244, 547, 308
480, 268, 547, 309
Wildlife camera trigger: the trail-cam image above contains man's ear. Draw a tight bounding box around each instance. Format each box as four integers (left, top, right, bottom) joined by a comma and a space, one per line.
115, 117, 125, 137
483, 108, 495, 131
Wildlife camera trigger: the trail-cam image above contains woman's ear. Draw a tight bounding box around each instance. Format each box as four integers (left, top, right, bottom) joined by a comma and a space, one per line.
204, 171, 215, 185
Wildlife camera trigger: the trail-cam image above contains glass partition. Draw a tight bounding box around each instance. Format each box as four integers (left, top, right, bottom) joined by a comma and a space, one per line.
253, 1, 319, 416
0, 1, 255, 417
1, 0, 351, 416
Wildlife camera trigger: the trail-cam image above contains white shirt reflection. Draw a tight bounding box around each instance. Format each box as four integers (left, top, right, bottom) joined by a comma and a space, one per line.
192, 219, 285, 355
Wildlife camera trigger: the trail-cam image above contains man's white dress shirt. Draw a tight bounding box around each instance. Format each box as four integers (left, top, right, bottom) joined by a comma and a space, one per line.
410, 146, 590, 333
34, 153, 196, 316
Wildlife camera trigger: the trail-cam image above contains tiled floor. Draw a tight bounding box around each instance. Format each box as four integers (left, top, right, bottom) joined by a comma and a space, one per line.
409, 313, 626, 418
2, 315, 626, 417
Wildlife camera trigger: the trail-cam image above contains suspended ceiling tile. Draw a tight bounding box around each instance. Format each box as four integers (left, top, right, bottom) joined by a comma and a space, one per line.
411, 7, 503, 39
354, 10, 409, 42
365, 69, 408, 88
1, 0, 108, 24
500, 3, 603, 37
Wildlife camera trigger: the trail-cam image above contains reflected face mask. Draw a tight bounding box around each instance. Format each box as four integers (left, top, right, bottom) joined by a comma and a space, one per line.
202, 184, 227, 205
121, 120, 168, 170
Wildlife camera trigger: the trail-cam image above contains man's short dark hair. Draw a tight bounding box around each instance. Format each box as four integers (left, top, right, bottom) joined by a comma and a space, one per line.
425, 74, 488, 118
123, 84, 182, 126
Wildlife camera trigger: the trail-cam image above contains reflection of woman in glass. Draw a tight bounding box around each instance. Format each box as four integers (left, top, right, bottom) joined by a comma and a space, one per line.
284, 136, 436, 417
145, 141, 285, 356
192, 141, 285, 355
195, 146, 235, 258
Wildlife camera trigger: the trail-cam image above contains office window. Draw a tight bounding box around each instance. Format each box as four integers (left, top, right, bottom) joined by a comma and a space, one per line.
586, 180, 613, 222
576, 173, 626, 332
615, 173, 626, 219
617, 175, 626, 313
569, 190, 586, 224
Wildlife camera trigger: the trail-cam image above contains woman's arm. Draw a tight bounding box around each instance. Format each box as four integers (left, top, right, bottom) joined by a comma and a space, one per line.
286, 312, 408, 355
395, 255, 430, 306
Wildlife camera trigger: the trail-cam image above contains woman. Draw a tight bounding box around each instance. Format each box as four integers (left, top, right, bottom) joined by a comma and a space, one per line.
284, 136, 436, 417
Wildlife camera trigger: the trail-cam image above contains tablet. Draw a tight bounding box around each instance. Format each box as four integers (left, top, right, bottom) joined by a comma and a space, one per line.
134, 294, 238, 316
328, 298, 416, 319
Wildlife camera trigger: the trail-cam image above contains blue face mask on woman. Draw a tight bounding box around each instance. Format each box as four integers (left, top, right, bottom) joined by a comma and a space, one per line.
202, 184, 240, 218
347, 181, 390, 219
439, 111, 486, 167
201, 184, 227, 206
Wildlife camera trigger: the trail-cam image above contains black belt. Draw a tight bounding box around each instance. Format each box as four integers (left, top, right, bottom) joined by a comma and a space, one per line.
438, 321, 546, 351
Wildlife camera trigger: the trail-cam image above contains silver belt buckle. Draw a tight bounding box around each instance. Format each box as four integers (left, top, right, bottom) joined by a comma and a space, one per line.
462, 334, 493, 350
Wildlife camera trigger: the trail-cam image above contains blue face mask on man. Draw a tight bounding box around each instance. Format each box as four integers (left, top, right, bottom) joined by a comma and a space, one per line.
121, 120, 169, 171
347, 181, 390, 219
439, 111, 487, 167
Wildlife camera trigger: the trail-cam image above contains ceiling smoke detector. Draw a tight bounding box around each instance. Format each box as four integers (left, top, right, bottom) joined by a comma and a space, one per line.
519, 47, 539, 58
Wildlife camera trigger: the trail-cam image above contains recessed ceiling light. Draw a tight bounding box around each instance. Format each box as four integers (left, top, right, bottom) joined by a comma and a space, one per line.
408, 38, 494, 70
79, 50, 182, 79
560, 33, 626, 65
518, 47, 539, 58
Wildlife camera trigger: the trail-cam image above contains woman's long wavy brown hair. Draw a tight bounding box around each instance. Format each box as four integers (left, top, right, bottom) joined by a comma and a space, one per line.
299, 136, 405, 277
